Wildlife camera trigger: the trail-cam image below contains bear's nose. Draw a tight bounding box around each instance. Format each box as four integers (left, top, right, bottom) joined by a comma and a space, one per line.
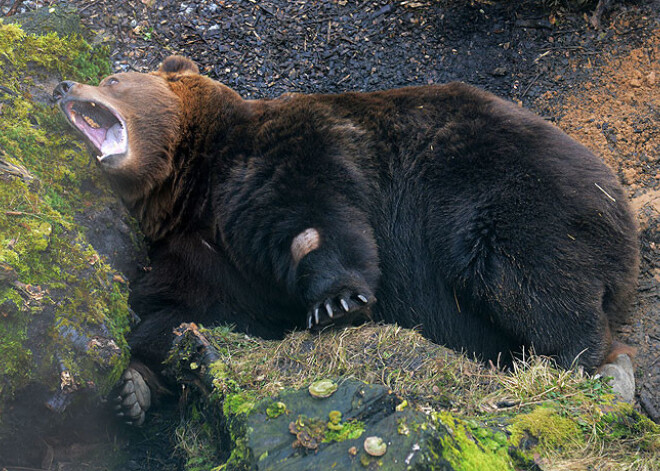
53, 80, 77, 101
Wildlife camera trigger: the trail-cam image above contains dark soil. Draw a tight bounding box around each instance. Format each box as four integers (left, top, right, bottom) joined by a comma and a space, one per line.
3, 0, 658, 469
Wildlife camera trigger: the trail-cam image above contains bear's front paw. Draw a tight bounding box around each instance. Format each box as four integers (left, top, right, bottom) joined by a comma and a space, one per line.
306, 289, 375, 330
113, 366, 151, 426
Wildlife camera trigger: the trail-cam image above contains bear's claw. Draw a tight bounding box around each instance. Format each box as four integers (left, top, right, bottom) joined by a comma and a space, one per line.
307, 292, 373, 329
114, 366, 151, 426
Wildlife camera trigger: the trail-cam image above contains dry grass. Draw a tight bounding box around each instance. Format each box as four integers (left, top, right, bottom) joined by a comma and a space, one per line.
200, 322, 499, 413
538, 440, 659, 471
488, 352, 593, 407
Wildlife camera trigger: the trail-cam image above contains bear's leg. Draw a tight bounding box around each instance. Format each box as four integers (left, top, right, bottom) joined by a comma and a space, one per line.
477, 266, 637, 400
595, 281, 637, 401
112, 309, 187, 424
553, 309, 611, 371
465, 259, 614, 371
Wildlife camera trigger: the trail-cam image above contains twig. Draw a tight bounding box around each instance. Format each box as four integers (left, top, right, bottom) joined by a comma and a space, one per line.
78, 0, 103, 14
453, 287, 461, 313
0, 84, 18, 96
255, 3, 276, 17
0, 157, 36, 182
3, 467, 49, 471
594, 182, 616, 202
534, 50, 551, 64
544, 46, 596, 53
589, 0, 610, 29
521, 72, 541, 98
4, 210, 47, 221
5, 0, 25, 16
337, 74, 351, 85
614, 26, 649, 36
649, 355, 660, 368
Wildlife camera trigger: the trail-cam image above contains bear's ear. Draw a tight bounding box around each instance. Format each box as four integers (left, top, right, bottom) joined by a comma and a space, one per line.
158, 56, 200, 75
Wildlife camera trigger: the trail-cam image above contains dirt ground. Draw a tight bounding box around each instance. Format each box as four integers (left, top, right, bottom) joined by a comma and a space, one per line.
2, 0, 658, 467
545, 16, 660, 422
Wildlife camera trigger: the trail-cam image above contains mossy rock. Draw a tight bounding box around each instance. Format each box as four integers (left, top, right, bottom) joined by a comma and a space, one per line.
168, 324, 660, 470
232, 380, 513, 470
0, 10, 143, 466
178, 376, 514, 471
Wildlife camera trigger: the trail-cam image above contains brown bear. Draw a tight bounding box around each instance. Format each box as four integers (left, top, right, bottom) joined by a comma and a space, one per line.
53, 56, 638, 425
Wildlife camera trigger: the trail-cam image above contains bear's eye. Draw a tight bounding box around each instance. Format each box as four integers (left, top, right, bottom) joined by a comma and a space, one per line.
104, 77, 119, 86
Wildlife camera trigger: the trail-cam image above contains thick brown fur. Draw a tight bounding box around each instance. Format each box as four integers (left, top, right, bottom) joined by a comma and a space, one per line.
55, 56, 639, 375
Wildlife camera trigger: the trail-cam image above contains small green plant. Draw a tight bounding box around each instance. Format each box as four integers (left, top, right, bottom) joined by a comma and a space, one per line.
141, 27, 153, 41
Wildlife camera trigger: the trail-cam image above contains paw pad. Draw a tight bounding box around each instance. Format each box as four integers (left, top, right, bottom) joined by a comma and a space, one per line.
114, 367, 151, 426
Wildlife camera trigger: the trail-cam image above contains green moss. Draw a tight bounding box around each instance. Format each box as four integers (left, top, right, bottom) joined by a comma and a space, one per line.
0, 18, 131, 411
600, 402, 660, 452
434, 411, 514, 471
323, 418, 365, 442
509, 405, 583, 451
265, 401, 287, 419
218, 391, 258, 471
224, 392, 256, 417
1, 18, 111, 84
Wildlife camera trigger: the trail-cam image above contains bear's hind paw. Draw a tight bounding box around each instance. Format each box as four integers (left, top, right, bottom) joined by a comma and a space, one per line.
596, 354, 636, 403
307, 291, 374, 329
113, 366, 151, 426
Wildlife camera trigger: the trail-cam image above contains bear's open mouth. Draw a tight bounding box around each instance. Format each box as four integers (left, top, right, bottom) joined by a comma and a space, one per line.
64, 100, 127, 162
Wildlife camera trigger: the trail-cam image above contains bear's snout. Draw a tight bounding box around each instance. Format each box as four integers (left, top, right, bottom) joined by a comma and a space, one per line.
53, 80, 77, 102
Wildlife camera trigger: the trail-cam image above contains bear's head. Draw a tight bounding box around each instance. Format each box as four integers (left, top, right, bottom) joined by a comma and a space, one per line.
53, 56, 204, 200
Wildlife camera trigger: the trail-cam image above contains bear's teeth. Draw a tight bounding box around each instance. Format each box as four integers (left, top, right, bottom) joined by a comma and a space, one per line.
83, 115, 100, 129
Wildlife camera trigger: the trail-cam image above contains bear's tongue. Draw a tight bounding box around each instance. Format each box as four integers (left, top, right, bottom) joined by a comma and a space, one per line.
82, 120, 108, 151
101, 123, 125, 157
